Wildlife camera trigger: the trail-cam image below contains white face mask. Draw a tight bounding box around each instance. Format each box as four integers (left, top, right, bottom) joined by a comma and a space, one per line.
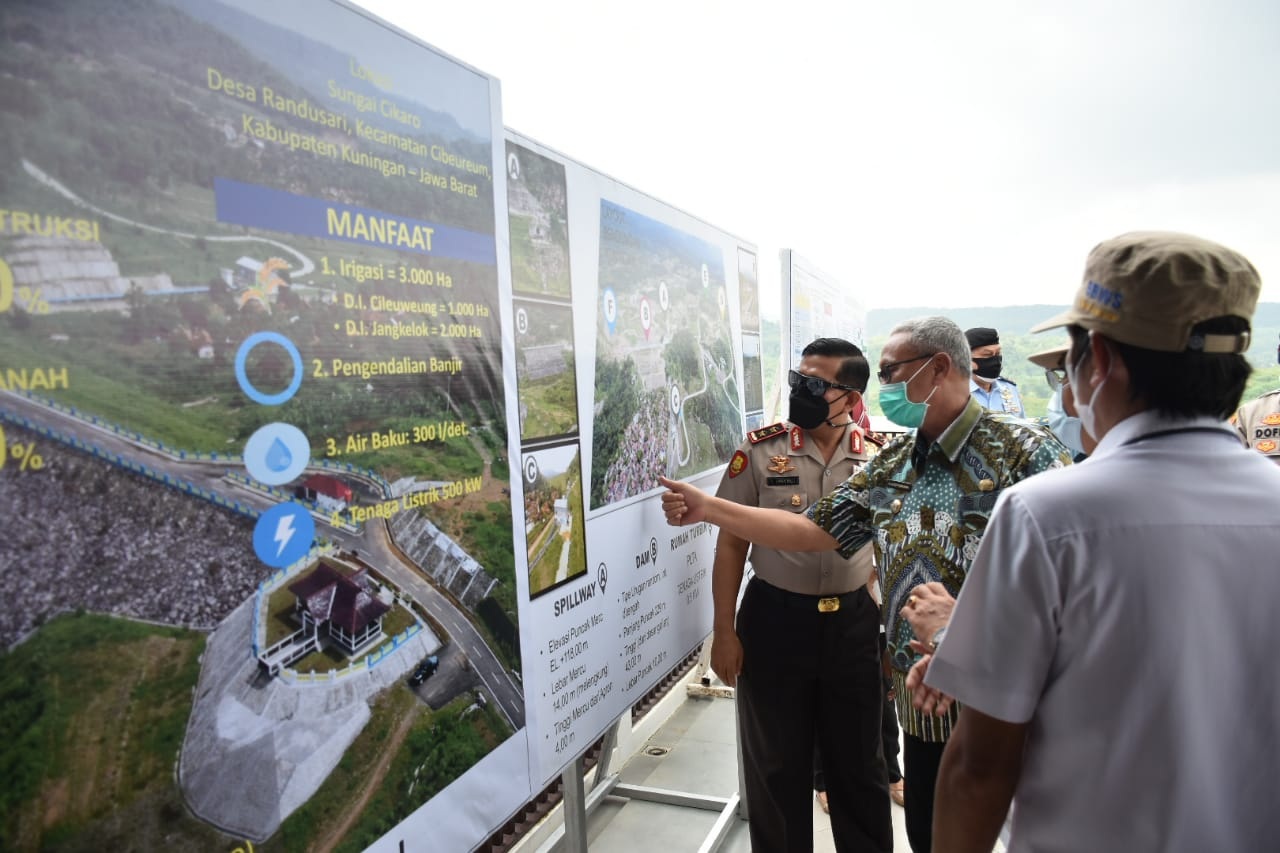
1066, 335, 1108, 440
1046, 388, 1086, 455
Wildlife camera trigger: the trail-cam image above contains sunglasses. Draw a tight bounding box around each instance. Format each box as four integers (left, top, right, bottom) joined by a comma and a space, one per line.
788, 369, 856, 396
876, 353, 937, 384
1044, 367, 1069, 391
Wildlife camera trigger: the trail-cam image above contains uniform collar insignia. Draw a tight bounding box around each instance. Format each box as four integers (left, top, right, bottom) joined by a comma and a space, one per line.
767, 455, 795, 474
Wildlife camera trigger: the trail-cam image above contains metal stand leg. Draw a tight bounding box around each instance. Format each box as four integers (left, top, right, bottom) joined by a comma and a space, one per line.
538, 691, 743, 852
560, 756, 587, 853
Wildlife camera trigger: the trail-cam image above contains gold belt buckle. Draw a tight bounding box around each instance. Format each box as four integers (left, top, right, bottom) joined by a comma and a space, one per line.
817, 596, 840, 613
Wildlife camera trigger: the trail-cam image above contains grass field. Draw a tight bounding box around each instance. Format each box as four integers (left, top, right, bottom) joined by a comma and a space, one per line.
527, 518, 563, 595
677, 418, 720, 478
0, 611, 510, 852
518, 370, 578, 439
0, 327, 234, 451
0, 613, 228, 853
508, 213, 544, 295
268, 686, 513, 853
337, 413, 486, 482
508, 213, 570, 299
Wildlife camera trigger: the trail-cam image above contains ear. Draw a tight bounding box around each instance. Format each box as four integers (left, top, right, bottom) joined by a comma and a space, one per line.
932, 351, 954, 380
1061, 383, 1078, 417
1087, 333, 1116, 389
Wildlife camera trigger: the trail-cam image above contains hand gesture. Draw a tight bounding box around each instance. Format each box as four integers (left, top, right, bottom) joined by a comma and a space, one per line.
905, 644, 955, 717
900, 581, 954, 645
659, 476, 707, 526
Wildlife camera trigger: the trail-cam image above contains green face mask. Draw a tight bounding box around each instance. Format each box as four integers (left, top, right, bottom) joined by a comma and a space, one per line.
878, 359, 936, 429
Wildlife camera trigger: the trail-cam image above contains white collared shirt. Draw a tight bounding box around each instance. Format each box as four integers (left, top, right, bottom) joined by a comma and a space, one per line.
928, 411, 1280, 852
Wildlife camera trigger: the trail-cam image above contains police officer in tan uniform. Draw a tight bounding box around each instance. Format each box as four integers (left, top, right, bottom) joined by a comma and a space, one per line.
1230, 335, 1280, 463
712, 338, 891, 853
1233, 388, 1280, 463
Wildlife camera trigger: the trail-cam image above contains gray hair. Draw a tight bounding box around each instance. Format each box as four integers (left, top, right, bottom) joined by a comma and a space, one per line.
890, 316, 972, 379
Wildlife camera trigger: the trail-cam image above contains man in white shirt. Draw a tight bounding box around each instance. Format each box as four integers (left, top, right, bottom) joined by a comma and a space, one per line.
920, 231, 1280, 853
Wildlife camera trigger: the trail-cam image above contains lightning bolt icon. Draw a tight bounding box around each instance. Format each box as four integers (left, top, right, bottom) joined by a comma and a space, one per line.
274, 512, 297, 558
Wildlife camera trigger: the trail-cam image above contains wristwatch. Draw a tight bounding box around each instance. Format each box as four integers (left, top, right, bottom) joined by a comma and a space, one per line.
927, 625, 948, 655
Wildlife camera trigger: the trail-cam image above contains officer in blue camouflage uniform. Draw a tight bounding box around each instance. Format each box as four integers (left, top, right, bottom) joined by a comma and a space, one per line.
966, 326, 1025, 417
711, 337, 890, 853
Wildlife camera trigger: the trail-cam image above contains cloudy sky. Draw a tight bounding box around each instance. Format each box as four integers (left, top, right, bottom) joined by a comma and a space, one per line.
354, 0, 1280, 310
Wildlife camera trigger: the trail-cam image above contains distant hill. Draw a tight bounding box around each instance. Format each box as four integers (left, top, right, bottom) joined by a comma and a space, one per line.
868, 305, 1070, 338
868, 302, 1280, 368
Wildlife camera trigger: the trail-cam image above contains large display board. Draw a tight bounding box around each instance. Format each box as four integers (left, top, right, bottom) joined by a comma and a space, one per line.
780, 249, 868, 372
0, 1, 536, 850
0, 3, 759, 851
501, 132, 754, 786
737, 248, 766, 430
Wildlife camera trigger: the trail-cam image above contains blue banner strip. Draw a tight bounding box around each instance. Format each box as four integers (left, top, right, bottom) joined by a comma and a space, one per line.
214, 177, 495, 265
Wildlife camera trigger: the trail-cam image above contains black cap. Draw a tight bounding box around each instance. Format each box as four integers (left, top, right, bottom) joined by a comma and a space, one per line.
965, 327, 999, 350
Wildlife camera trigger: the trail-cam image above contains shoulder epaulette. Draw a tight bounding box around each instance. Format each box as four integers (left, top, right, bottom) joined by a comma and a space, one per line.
747, 422, 788, 444
865, 431, 886, 448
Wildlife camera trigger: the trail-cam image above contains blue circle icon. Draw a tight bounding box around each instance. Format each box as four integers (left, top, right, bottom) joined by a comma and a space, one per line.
253, 502, 316, 568
603, 288, 617, 336
244, 422, 311, 486
235, 332, 303, 406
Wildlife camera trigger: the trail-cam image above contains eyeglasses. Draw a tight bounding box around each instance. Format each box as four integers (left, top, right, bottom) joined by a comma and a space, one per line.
1044, 367, 1069, 391
876, 353, 937, 384
788, 369, 856, 396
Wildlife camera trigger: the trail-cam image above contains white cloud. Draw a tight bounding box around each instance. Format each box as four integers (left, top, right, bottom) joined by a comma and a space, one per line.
356, 0, 1280, 309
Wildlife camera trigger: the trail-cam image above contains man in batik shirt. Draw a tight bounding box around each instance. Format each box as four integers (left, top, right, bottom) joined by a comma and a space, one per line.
660, 317, 1071, 852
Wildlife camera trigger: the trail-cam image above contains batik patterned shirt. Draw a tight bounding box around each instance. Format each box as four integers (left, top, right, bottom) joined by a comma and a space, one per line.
808, 397, 1071, 740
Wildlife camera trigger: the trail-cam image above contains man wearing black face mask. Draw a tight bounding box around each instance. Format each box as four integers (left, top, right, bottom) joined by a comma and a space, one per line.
965, 327, 1024, 417
711, 337, 891, 853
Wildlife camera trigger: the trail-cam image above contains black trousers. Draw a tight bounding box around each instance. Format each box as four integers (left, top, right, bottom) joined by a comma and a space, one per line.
881, 632, 903, 785
814, 632, 900, 789
737, 578, 891, 853
902, 733, 946, 853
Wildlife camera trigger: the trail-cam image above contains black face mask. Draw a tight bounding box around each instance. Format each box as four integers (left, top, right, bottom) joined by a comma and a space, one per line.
790, 388, 847, 430
973, 355, 1002, 380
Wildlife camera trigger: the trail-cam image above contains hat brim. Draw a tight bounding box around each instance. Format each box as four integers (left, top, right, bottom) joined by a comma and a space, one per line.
1027, 346, 1068, 371
1030, 309, 1076, 335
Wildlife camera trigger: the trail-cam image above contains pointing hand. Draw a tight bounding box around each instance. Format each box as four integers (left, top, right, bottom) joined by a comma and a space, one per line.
658, 476, 707, 526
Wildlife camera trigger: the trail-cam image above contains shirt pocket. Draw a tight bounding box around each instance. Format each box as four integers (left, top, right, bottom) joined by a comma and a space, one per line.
765, 488, 809, 513
956, 488, 1002, 528
955, 489, 1001, 560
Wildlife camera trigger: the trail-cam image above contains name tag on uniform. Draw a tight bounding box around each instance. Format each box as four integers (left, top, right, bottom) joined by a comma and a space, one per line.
766, 476, 800, 486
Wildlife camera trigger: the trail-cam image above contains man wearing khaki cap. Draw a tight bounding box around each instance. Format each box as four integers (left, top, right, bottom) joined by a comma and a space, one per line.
1027, 345, 1094, 459
919, 232, 1280, 853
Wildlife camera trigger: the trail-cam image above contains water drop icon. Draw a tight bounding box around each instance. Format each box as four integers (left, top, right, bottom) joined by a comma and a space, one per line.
266, 437, 293, 472
244, 423, 309, 486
